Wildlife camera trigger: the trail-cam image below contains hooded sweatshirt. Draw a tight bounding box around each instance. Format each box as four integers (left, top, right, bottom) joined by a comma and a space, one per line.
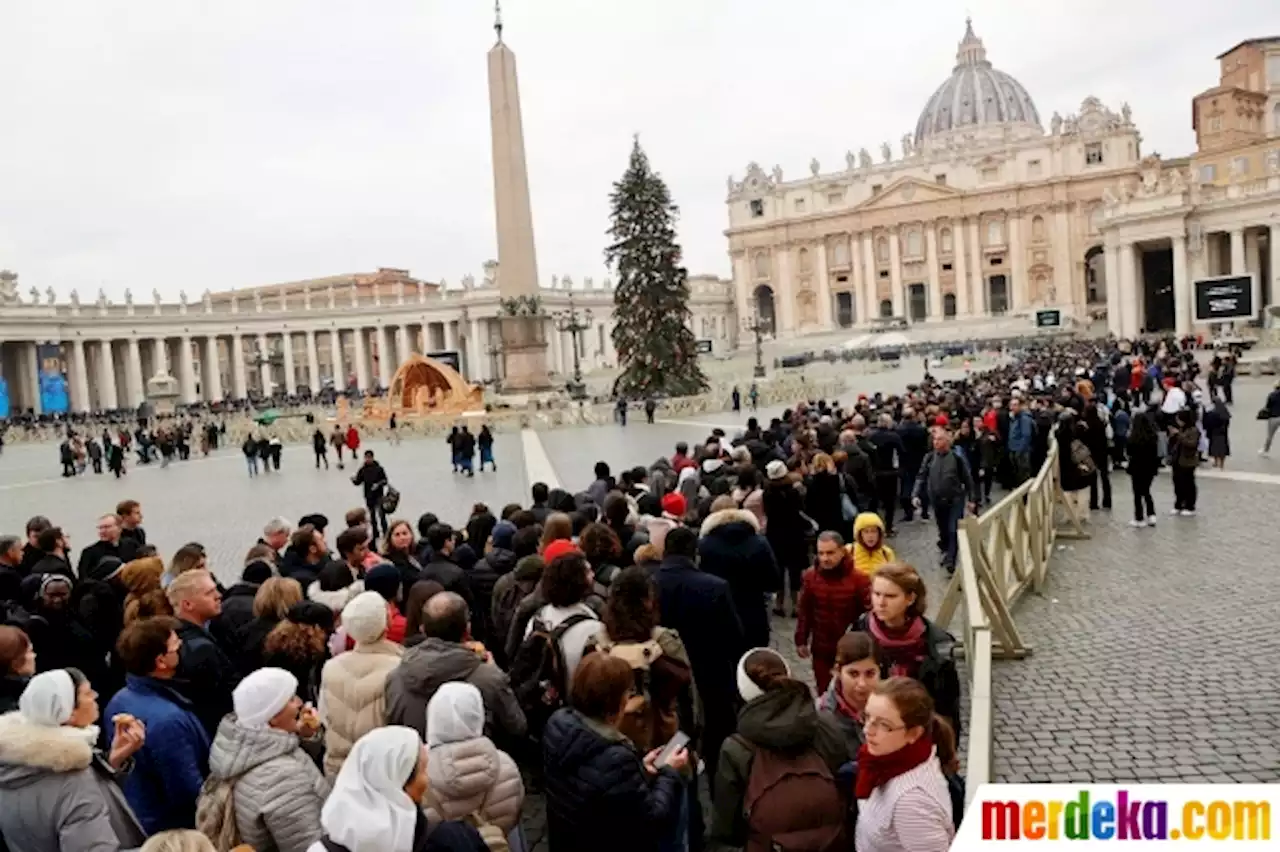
423, 683, 524, 832
850, 512, 895, 576
384, 637, 526, 742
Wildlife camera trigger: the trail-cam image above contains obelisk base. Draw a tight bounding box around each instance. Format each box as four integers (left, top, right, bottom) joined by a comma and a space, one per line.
498, 316, 552, 392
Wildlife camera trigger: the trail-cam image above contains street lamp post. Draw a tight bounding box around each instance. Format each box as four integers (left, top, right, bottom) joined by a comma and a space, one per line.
742, 312, 770, 378
484, 341, 504, 386
553, 293, 593, 400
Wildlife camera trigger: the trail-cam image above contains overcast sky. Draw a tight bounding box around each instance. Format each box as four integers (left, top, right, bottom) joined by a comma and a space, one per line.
0, 0, 1269, 298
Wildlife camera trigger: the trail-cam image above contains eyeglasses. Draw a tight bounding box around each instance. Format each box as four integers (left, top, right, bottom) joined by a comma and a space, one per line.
863, 717, 906, 734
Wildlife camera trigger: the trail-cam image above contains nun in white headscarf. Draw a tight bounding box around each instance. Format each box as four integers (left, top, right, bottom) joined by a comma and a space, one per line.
423, 682, 525, 831
0, 668, 148, 850
311, 726, 428, 852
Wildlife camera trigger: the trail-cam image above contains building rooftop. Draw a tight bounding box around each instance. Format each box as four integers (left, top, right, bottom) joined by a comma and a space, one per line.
1216, 36, 1280, 59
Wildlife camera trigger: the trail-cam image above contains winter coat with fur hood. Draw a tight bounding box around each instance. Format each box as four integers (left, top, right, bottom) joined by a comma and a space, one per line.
206, 714, 331, 852
0, 711, 147, 852
317, 638, 402, 781
697, 508, 778, 649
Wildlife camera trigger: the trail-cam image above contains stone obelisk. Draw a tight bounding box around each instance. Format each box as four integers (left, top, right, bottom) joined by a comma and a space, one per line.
488, 2, 551, 391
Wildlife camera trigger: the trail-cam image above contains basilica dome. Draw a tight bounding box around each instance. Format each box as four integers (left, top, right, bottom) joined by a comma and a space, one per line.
914, 20, 1042, 145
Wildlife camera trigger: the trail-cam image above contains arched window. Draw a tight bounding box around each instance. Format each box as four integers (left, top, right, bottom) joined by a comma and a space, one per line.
906, 229, 922, 256
943, 293, 957, 318
833, 239, 850, 267
753, 253, 769, 279
1032, 215, 1046, 242
987, 219, 1004, 245
877, 237, 889, 263
879, 299, 894, 318
940, 228, 953, 253
798, 248, 811, 273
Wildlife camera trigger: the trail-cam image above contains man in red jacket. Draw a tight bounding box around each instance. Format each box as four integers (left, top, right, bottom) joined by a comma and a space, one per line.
795, 531, 871, 692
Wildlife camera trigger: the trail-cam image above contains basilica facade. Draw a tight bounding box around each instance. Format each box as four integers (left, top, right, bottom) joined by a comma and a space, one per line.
725, 22, 1280, 340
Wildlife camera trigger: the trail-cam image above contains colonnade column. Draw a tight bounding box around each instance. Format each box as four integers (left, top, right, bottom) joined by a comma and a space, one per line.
1270, 225, 1280, 310
281, 331, 297, 395
467, 318, 482, 381
925, 225, 942, 320
953, 218, 969, 317
328, 329, 344, 390
231, 335, 248, 399
204, 336, 223, 401
376, 326, 393, 390
860, 234, 876, 323
352, 327, 370, 391
177, 337, 196, 403
97, 340, 119, 409
395, 325, 410, 365
888, 228, 904, 318
444, 321, 458, 354
71, 339, 90, 412
1230, 228, 1246, 275
126, 339, 144, 407
306, 331, 321, 392
1105, 245, 1122, 338
256, 334, 272, 395
968, 220, 984, 314
23, 343, 42, 415
1172, 235, 1191, 336
1119, 243, 1139, 339
152, 337, 169, 376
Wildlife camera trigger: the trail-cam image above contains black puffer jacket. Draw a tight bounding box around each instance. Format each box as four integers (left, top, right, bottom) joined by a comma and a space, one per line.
466, 547, 514, 649
210, 582, 259, 655
421, 557, 474, 609
697, 509, 777, 649
542, 707, 683, 852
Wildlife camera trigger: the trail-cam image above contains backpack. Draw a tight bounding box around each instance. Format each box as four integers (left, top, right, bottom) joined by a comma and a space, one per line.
508, 613, 595, 738
195, 775, 242, 852
587, 631, 691, 752
1069, 439, 1096, 476
736, 737, 848, 852
380, 485, 401, 514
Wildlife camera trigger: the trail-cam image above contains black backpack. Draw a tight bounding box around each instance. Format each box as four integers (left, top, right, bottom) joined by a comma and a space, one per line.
508, 613, 595, 739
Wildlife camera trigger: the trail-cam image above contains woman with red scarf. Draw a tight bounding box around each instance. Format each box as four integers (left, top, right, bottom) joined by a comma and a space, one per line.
855, 563, 961, 738
855, 678, 959, 852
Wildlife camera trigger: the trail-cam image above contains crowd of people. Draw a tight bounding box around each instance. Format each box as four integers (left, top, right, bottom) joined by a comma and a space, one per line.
0, 333, 1256, 852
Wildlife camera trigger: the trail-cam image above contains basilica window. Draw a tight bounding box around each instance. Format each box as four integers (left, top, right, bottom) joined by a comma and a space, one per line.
827, 191, 844, 206
753, 253, 769, 279
794, 198, 806, 213
1032, 216, 1046, 242
981, 167, 999, 182
906, 229, 922, 257
833, 240, 850, 267
749, 199, 765, 218
877, 237, 889, 263
1207, 116, 1222, 133
940, 228, 953, 253
1233, 156, 1250, 176
798, 248, 812, 273
935, 174, 948, 185
1027, 159, 1043, 178
1085, 142, 1104, 165
987, 220, 1004, 246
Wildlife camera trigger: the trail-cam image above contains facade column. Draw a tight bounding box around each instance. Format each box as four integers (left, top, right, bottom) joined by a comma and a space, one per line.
1053, 207, 1073, 308
1172, 235, 1191, 336
1230, 228, 1246, 275
178, 337, 198, 403
968, 219, 985, 314
256, 334, 272, 395
1009, 215, 1026, 312
306, 330, 321, 392
925, 224, 942, 320
71, 339, 90, 412
1119, 242, 1139, 339
888, 228, 904, 318
97, 340, 119, 409
815, 239, 833, 329
953, 218, 970, 317
328, 329, 344, 390
126, 338, 144, 407
1105, 245, 1122, 338
376, 327, 393, 389
204, 336, 223, 401
231, 335, 248, 399
352, 327, 370, 391
775, 247, 794, 335
152, 337, 169, 376
281, 331, 297, 395
24, 343, 42, 415
860, 233, 877, 322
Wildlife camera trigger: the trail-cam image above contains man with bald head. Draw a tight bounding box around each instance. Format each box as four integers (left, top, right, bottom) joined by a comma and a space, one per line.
384, 591, 526, 743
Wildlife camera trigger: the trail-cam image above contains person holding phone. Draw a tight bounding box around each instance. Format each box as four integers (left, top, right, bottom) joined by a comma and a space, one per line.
542, 652, 688, 852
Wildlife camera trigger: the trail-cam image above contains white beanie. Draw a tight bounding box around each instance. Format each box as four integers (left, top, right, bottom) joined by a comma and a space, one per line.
765, 460, 788, 481
342, 591, 390, 645
736, 648, 791, 703
233, 667, 298, 729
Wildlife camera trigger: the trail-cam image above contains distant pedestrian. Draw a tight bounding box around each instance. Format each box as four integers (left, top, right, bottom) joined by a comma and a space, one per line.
1259, 379, 1280, 455
243, 436, 259, 478
731, 385, 741, 413
313, 429, 329, 469
478, 425, 496, 471
331, 425, 347, 470
388, 412, 400, 445
645, 397, 656, 424
615, 397, 628, 426
352, 451, 390, 540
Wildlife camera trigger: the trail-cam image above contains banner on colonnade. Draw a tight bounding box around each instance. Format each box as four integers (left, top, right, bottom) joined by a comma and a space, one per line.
37, 343, 69, 413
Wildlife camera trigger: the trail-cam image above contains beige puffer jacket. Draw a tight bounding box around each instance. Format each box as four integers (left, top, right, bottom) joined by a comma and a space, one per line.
424, 681, 525, 832
317, 639, 402, 781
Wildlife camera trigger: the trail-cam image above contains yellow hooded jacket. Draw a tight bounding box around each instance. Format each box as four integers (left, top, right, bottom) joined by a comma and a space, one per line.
849, 512, 895, 576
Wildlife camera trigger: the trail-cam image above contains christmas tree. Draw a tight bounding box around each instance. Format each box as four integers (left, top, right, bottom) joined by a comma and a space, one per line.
606, 138, 709, 398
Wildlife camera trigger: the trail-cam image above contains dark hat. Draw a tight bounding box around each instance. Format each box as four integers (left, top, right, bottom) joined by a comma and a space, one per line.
364, 563, 402, 602
88, 556, 125, 583
242, 560, 274, 585
317, 560, 356, 592
491, 521, 517, 552
298, 513, 329, 534
287, 600, 335, 633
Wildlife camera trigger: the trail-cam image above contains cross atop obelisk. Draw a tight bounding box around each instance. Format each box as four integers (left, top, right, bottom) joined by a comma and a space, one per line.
487, 1, 550, 390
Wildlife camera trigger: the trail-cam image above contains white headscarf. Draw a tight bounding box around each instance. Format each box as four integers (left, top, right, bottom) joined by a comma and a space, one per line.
320, 726, 422, 852
232, 667, 297, 729
19, 669, 98, 745
426, 681, 484, 748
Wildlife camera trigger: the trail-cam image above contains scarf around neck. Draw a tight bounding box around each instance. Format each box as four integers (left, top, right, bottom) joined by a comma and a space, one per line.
855, 734, 934, 799
866, 615, 928, 678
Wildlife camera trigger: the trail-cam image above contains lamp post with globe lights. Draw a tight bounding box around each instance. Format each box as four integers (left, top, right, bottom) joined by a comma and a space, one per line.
741, 312, 771, 378
553, 293, 593, 400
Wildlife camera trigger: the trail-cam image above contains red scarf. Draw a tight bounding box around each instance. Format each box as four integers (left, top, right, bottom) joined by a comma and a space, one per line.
855, 735, 934, 799
831, 682, 863, 725
866, 615, 928, 679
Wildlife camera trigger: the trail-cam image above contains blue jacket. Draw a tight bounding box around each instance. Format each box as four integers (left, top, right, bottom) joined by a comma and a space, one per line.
1007, 411, 1035, 454
104, 674, 210, 835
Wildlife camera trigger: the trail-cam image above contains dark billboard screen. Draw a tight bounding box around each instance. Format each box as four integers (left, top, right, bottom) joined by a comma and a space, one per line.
1193, 275, 1254, 323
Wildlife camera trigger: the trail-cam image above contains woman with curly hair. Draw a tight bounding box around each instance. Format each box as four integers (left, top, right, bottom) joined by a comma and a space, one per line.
262, 601, 333, 705
578, 522, 624, 588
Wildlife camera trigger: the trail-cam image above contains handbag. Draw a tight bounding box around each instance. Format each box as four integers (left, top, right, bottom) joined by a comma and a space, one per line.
1258, 408, 1272, 421
380, 485, 401, 514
